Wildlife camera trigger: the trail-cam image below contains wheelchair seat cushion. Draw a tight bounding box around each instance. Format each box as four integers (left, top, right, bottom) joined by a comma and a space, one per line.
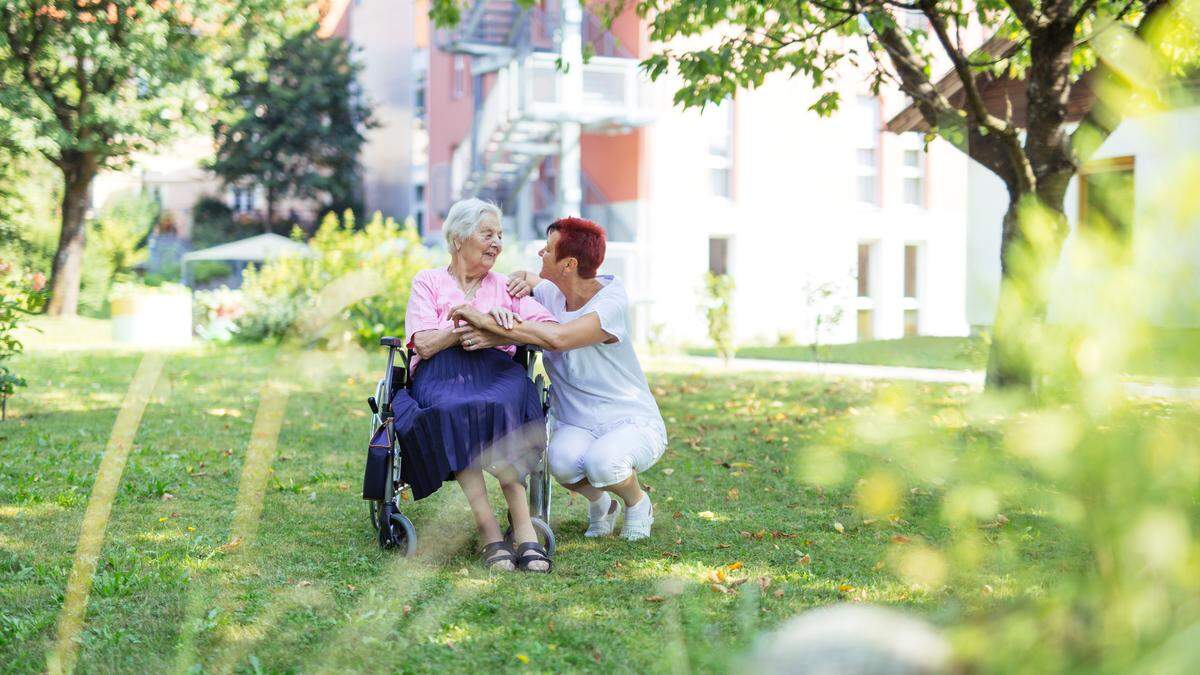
390, 346, 546, 500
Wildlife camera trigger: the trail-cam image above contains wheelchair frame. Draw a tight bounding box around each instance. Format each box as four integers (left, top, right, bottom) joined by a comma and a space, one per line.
365, 337, 555, 556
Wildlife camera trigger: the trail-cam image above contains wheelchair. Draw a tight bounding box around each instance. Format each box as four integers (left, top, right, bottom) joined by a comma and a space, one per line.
363, 337, 555, 557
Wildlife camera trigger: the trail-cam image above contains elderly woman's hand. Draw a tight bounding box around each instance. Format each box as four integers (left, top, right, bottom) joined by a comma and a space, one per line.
454, 325, 506, 351
450, 304, 488, 328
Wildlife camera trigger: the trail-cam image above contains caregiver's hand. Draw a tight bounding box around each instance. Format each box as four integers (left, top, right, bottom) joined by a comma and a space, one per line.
489, 307, 523, 330
506, 273, 533, 299
455, 325, 506, 351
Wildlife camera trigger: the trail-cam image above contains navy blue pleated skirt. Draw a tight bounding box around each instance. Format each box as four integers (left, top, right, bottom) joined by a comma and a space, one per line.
390, 347, 545, 500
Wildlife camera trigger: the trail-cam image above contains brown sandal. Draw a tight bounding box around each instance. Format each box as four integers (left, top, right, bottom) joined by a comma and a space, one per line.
481, 540, 517, 570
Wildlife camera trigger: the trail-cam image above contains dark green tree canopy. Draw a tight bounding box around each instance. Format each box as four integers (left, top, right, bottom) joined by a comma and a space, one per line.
0, 0, 315, 315
210, 27, 374, 227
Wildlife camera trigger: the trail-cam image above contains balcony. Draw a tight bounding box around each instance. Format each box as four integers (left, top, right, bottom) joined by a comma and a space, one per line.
444, 0, 635, 61
450, 52, 651, 209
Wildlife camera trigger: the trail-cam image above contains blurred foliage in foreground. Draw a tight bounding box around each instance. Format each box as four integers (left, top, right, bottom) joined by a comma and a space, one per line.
808, 82, 1200, 672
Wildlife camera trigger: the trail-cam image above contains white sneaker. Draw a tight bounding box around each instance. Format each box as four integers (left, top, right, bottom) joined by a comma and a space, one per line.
620, 495, 653, 541
585, 494, 621, 537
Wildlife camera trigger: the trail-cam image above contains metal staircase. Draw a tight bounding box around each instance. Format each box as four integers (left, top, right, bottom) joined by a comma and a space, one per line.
444, 1, 652, 215
445, 1, 530, 56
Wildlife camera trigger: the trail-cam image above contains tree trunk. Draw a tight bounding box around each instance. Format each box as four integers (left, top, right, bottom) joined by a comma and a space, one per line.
985, 188, 1071, 390
45, 156, 98, 317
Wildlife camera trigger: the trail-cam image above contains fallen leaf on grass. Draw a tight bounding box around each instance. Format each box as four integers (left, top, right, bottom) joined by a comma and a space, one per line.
715, 543, 730, 549
644, 595, 666, 602
727, 561, 743, 571
758, 576, 772, 590
833, 521, 845, 534
710, 584, 732, 594
838, 584, 855, 593
697, 511, 717, 521
161, 493, 175, 501
773, 589, 785, 598
727, 488, 740, 500
516, 654, 529, 664
891, 535, 911, 544
661, 468, 675, 476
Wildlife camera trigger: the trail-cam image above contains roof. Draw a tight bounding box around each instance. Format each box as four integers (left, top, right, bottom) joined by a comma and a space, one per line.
885, 36, 1096, 134
181, 233, 313, 264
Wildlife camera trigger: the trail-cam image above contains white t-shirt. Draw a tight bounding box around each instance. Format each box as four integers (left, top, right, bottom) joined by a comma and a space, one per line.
533, 276, 664, 432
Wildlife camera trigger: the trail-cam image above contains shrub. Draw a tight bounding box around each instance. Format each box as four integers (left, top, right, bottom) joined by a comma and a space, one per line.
0, 260, 48, 417
77, 191, 158, 316
232, 211, 431, 345
193, 286, 246, 342
701, 272, 735, 363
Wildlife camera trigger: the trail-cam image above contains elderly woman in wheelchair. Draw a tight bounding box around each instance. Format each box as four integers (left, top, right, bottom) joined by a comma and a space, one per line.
371, 198, 558, 572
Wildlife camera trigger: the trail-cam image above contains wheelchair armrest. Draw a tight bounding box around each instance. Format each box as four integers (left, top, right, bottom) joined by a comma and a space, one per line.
380, 336, 405, 348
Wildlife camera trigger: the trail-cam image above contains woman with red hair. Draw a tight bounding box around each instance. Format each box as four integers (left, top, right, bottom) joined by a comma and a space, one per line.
451, 217, 666, 541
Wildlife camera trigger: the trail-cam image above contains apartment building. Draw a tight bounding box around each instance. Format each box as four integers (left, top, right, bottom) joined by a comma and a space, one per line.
326, 0, 971, 346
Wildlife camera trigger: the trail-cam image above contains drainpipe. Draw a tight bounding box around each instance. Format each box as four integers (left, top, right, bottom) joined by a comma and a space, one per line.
558, 0, 583, 217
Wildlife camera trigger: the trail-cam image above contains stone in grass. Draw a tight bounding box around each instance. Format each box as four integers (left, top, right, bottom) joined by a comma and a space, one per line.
748, 603, 950, 675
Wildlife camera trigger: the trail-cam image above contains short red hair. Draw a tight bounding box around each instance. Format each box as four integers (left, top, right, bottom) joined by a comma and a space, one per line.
547, 217, 606, 278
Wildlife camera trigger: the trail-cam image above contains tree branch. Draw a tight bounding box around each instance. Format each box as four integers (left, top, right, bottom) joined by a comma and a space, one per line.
1070, 0, 1173, 162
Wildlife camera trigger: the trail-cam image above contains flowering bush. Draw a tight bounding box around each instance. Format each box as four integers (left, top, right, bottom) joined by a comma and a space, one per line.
193, 286, 246, 342
232, 211, 433, 345
0, 260, 48, 415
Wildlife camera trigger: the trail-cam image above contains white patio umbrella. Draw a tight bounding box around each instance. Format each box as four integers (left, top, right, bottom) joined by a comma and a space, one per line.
181, 233, 313, 286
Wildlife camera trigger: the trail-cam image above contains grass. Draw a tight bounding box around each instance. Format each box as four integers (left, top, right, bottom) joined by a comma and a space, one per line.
688, 336, 988, 371
1, 344, 1080, 672
688, 330, 1200, 378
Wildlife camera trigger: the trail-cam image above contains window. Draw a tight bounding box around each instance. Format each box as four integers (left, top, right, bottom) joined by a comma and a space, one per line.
857, 243, 873, 298
1079, 156, 1135, 261
903, 244, 919, 299
903, 244, 921, 336
452, 55, 467, 99
856, 241, 876, 341
900, 9, 928, 30
413, 183, 426, 235
709, 237, 730, 276
703, 99, 734, 199
857, 309, 875, 341
854, 96, 880, 205
231, 187, 255, 214
901, 133, 926, 207
414, 78, 427, 119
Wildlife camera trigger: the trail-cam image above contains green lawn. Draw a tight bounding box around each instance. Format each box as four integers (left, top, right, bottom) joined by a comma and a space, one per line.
0, 345, 1082, 672
689, 336, 988, 371
689, 330, 1200, 378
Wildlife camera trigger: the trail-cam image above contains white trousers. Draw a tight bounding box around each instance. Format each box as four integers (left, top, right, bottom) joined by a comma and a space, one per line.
548, 417, 667, 488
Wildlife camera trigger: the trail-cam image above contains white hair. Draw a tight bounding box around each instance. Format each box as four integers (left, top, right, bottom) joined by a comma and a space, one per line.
443, 198, 502, 252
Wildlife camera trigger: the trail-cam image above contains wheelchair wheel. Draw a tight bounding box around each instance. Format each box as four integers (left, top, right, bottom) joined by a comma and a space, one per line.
377, 501, 417, 556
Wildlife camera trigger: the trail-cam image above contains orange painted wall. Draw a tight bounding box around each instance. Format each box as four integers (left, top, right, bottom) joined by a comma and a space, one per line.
580, 2, 647, 205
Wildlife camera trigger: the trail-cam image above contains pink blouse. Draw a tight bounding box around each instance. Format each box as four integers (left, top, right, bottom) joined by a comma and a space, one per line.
404, 268, 557, 367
